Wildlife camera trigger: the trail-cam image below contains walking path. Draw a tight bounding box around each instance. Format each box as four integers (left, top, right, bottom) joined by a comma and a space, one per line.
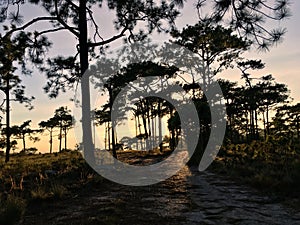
186, 167, 300, 224
24, 165, 300, 224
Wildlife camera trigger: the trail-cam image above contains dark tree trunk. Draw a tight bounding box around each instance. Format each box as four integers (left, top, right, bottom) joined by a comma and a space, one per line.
158, 101, 163, 152
59, 124, 62, 152
111, 120, 117, 157
255, 109, 259, 139
108, 87, 117, 159
141, 102, 149, 150
151, 105, 155, 150
107, 123, 111, 151
250, 109, 255, 140
146, 101, 152, 150
142, 117, 148, 147
22, 133, 26, 152
135, 115, 139, 150
64, 128, 67, 151
5, 77, 10, 162
263, 111, 266, 140
79, 0, 95, 165
50, 129, 53, 154
266, 105, 270, 135
297, 116, 299, 140
104, 123, 107, 150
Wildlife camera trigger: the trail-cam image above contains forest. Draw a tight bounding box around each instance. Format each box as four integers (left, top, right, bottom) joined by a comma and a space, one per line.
0, 0, 300, 224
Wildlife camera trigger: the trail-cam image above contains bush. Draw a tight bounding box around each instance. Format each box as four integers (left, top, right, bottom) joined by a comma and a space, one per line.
0, 195, 26, 225
31, 187, 49, 200
50, 183, 67, 199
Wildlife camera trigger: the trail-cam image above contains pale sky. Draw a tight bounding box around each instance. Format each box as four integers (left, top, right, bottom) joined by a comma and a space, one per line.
2, 0, 300, 153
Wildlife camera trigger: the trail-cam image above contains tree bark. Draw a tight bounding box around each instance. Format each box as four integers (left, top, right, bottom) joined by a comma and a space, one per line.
22, 133, 26, 152
64, 128, 67, 150
79, 0, 95, 165
5, 77, 10, 162
266, 105, 270, 135
158, 101, 163, 152
108, 87, 117, 158
50, 129, 53, 154
59, 124, 62, 152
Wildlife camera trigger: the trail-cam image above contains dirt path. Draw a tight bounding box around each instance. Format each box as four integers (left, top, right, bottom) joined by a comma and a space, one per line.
186, 167, 300, 224
23, 165, 191, 225
23, 162, 300, 225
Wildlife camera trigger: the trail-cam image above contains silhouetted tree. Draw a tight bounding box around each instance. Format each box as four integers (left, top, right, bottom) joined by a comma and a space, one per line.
172, 22, 248, 89
218, 79, 240, 141
39, 117, 58, 153
237, 59, 265, 141
272, 103, 300, 142
0, 35, 37, 162
10, 120, 41, 152
53, 106, 73, 152
255, 74, 290, 138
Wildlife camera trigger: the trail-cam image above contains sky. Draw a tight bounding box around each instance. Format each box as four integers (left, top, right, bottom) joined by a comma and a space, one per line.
1, 0, 300, 153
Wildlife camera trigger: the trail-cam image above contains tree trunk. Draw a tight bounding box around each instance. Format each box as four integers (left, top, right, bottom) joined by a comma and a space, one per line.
22, 133, 26, 152
141, 104, 149, 150
296, 116, 299, 140
255, 109, 259, 139
108, 87, 117, 159
5, 77, 10, 162
79, 0, 95, 165
158, 101, 163, 152
104, 123, 107, 150
135, 115, 138, 150
151, 106, 155, 150
146, 101, 152, 150
59, 125, 62, 152
137, 114, 143, 150
266, 105, 270, 135
250, 109, 255, 140
262, 111, 266, 140
108, 123, 111, 151
142, 115, 149, 150
50, 129, 53, 154
64, 128, 67, 151
93, 119, 96, 146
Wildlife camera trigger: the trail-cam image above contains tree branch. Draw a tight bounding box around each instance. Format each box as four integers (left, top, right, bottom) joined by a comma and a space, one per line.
4, 17, 58, 38
54, 0, 79, 37
34, 27, 75, 37
86, 6, 104, 43
88, 27, 128, 47
65, 0, 79, 10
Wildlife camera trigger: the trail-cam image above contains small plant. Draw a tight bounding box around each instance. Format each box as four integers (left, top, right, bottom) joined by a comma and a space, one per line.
50, 183, 67, 199
0, 195, 26, 225
31, 186, 49, 200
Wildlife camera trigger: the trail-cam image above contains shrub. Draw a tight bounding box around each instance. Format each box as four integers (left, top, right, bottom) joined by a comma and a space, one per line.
31, 187, 49, 200
0, 195, 26, 225
50, 183, 67, 199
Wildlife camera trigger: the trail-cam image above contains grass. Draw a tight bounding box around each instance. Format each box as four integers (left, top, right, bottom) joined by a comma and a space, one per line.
0, 195, 26, 225
0, 150, 103, 216
208, 140, 300, 200
1, 142, 300, 222
31, 186, 50, 200
49, 183, 67, 199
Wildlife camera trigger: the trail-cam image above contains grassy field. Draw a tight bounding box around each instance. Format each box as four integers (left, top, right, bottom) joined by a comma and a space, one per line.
209, 140, 300, 206
0, 150, 102, 225
0, 149, 174, 224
